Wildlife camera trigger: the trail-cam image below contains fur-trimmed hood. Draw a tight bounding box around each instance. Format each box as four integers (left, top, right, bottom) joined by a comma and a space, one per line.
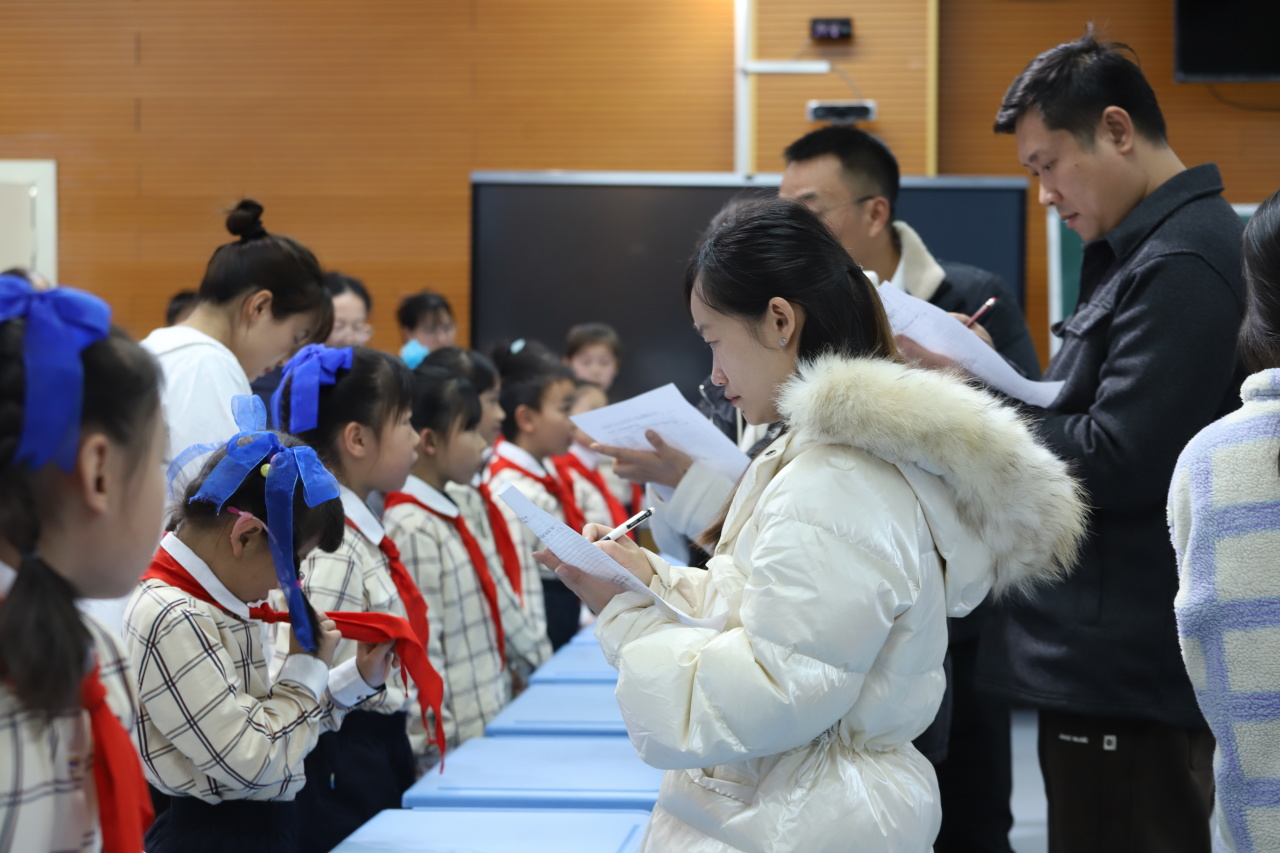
777, 354, 1087, 602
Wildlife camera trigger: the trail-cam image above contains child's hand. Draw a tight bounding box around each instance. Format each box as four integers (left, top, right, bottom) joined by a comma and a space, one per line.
288, 619, 341, 668
356, 640, 398, 688
314, 619, 341, 668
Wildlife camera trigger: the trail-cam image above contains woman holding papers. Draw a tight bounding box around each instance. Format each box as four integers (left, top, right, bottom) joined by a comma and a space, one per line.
537, 198, 1086, 853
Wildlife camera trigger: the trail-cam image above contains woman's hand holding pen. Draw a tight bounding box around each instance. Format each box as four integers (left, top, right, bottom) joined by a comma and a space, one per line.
533, 523, 656, 615
593, 430, 692, 488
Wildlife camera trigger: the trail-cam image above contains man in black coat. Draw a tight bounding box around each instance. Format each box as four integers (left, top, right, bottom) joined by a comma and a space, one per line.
972, 31, 1245, 853
779, 126, 1040, 853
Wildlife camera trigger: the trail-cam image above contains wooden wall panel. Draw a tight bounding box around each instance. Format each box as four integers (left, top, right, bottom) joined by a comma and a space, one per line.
0, 1, 940, 355
939, 0, 1280, 363
755, 0, 931, 175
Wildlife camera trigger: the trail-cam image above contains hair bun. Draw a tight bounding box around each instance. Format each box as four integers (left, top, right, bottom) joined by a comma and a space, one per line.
226, 199, 268, 241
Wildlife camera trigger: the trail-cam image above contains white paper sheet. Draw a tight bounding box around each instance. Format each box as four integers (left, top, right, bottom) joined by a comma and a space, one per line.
569, 383, 750, 483
877, 284, 1064, 408
496, 483, 723, 629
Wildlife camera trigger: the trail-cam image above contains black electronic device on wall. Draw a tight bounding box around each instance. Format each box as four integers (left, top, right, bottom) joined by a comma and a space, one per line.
471, 172, 1027, 403
1175, 0, 1280, 81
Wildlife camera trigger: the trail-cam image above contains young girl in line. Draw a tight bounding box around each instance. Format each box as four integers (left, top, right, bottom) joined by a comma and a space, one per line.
272, 343, 440, 852
383, 367, 548, 769
422, 347, 553, 671
125, 427, 397, 853
484, 340, 591, 651
0, 277, 164, 852
553, 380, 641, 532
141, 199, 331, 488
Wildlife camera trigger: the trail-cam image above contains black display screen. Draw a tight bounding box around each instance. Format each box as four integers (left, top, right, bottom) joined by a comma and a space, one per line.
471, 174, 1027, 403
1176, 0, 1280, 82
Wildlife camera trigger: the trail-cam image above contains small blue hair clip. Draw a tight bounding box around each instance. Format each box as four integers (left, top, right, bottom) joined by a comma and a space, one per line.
0, 275, 112, 471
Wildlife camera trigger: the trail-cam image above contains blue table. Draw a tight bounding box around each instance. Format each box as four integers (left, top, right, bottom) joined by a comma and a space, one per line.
333, 808, 650, 853
402, 735, 662, 810
486, 682, 627, 737
530, 641, 618, 685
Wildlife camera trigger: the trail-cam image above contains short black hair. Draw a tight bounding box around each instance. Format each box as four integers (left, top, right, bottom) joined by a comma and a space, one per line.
422, 346, 499, 396
323, 271, 372, 314
396, 291, 454, 332
165, 290, 198, 326
994, 27, 1168, 147
564, 322, 621, 361
783, 126, 900, 221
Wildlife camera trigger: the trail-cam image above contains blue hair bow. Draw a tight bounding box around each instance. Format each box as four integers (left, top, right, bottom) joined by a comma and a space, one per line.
191, 426, 340, 651
271, 344, 353, 434
0, 275, 112, 471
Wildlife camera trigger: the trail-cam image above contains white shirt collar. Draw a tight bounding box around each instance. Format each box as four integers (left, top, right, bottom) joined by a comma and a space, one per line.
570, 443, 597, 468
0, 559, 14, 598
401, 475, 458, 519
887, 256, 907, 292
160, 532, 251, 620
495, 440, 548, 477
341, 485, 385, 543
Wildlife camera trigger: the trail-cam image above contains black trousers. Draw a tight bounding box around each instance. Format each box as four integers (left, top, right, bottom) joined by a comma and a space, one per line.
542, 574, 582, 651
1039, 709, 1215, 853
295, 709, 415, 853
932, 635, 1014, 853
144, 795, 297, 853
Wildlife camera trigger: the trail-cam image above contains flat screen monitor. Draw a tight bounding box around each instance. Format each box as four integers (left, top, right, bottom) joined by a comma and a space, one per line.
1175, 0, 1280, 82
472, 172, 1027, 402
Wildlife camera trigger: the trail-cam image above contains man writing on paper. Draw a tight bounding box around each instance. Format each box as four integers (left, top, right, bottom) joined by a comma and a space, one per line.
921, 31, 1243, 852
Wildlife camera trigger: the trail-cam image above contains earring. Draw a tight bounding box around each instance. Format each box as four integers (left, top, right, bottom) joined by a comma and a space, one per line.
779, 337, 788, 346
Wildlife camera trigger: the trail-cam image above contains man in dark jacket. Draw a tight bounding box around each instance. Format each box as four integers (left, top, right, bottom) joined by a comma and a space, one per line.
780, 125, 1040, 853
779, 125, 1042, 380
977, 30, 1245, 853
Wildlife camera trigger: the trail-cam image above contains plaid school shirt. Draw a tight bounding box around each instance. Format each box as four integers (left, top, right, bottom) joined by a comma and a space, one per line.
0, 562, 137, 853
383, 476, 548, 759
124, 534, 372, 804
484, 442, 580, 640
278, 487, 416, 717
560, 444, 624, 528
447, 482, 553, 675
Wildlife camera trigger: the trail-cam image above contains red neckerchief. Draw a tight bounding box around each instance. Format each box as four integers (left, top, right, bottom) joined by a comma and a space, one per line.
487, 446, 588, 534
384, 491, 505, 663
140, 546, 448, 763
551, 453, 632, 535
0, 588, 155, 852
476, 482, 524, 604
344, 519, 432, 652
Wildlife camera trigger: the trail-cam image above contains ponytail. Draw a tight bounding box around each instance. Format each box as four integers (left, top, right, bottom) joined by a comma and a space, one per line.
0, 556, 92, 715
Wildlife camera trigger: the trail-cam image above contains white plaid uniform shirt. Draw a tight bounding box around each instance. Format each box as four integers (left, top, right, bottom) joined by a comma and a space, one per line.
446, 482, 553, 675
277, 488, 416, 718
384, 475, 551, 759
0, 561, 136, 853
124, 534, 372, 804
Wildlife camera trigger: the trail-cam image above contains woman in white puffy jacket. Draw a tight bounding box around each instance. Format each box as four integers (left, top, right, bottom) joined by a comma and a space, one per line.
539, 198, 1086, 853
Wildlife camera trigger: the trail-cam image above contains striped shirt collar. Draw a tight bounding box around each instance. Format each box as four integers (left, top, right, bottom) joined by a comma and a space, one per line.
341, 485, 385, 543
401, 475, 458, 519
159, 532, 250, 620
495, 440, 547, 477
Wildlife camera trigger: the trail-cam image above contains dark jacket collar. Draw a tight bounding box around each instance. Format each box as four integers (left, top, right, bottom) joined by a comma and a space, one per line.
1102, 164, 1225, 262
